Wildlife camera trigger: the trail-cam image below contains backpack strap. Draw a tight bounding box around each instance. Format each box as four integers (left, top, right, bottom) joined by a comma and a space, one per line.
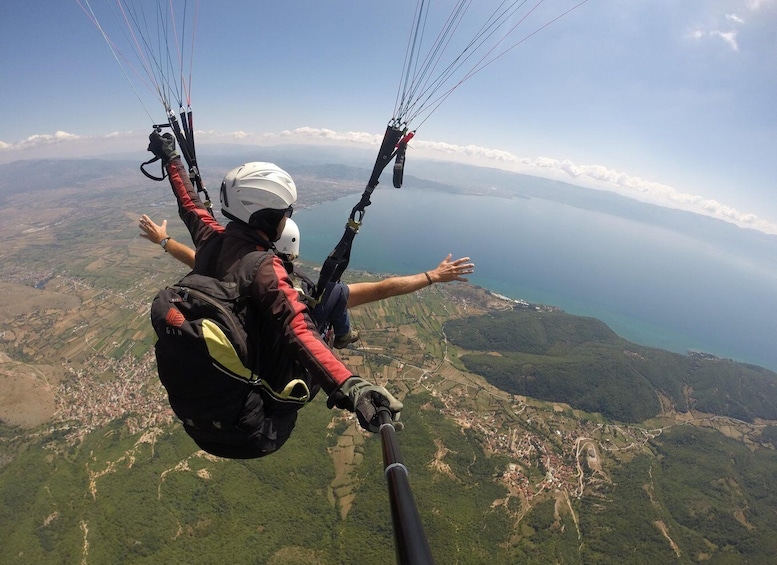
227, 249, 270, 375
230, 249, 271, 295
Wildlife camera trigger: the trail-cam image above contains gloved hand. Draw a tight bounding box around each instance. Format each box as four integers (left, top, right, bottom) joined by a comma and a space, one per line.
147, 130, 180, 164
327, 376, 403, 433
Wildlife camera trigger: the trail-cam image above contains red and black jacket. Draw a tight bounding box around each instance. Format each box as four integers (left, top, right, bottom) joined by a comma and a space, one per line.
162, 158, 351, 457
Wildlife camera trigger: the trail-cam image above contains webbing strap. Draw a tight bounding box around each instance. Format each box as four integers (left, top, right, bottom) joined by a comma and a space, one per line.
140, 155, 166, 181
313, 220, 358, 301
159, 111, 213, 215
313, 125, 406, 300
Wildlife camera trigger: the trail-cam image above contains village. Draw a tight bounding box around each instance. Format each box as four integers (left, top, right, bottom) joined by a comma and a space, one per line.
0, 244, 759, 523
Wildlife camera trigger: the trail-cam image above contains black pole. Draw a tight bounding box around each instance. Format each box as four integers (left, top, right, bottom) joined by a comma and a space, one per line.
378, 410, 435, 565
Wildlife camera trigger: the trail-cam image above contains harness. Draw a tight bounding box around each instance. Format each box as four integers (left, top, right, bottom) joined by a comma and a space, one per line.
312, 124, 414, 302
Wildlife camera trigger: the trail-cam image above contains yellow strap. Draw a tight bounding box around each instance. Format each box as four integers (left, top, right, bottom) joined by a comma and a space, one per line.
202, 319, 253, 380
272, 379, 310, 403
202, 319, 310, 403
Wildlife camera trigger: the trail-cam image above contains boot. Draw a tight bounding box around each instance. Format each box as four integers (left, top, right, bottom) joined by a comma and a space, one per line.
333, 329, 360, 349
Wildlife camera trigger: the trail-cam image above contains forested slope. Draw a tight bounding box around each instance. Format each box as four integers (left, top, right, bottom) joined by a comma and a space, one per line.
446, 309, 777, 423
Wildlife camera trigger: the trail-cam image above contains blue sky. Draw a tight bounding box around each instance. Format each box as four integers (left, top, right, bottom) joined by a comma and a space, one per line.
2, 1, 776, 233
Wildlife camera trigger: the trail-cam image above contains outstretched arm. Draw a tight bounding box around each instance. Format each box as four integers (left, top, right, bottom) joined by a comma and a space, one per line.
139, 215, 196, 269
347, 254, 474, 308
166, 158, 224, 248
147, 131, 224, 249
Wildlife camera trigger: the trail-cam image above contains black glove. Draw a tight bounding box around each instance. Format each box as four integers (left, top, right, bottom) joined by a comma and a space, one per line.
147, 131, 180, 164
327, 376, 403, 433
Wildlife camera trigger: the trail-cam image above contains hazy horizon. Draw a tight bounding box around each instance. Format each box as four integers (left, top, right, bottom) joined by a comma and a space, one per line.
3, 138, 777, 237
3, 150, 775, 370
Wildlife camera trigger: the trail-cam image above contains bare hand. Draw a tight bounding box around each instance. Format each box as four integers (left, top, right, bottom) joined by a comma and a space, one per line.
430, 254, 474, 283
138, 214, 168, 245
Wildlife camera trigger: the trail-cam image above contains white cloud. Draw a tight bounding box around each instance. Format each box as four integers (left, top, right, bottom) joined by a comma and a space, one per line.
195, 127, 384, 147
711, 30, 739, 51
0, 130, 139, 162
687, 28, 739, 51
3, 127, 775, 234
280, 127, 383, 145
748, 0, 777, 10
685, 5, 756, 52
415, 140, 517, 163
7, 130, 81, 149
224, 130, 776, 233
408, 139, 777, 234
196, 130, 258, 141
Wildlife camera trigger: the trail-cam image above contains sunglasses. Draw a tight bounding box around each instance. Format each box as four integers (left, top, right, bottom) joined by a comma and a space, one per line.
283, 206, 293, 218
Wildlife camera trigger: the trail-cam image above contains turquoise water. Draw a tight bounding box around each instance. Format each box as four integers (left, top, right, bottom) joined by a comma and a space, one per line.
295, 188, 777, 372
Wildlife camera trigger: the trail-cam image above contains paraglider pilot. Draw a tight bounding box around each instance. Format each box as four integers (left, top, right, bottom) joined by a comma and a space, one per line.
147, 131, 402, 458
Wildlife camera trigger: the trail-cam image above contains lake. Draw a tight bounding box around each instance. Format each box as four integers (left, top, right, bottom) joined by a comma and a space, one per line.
295, 187, 777, 372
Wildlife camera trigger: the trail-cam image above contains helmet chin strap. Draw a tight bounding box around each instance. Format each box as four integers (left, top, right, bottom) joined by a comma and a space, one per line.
249, 228, 276, 252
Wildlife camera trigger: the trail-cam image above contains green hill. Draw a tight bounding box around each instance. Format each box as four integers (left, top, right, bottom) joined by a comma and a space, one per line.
446, 308, 777, 423
0, 396, 512, 564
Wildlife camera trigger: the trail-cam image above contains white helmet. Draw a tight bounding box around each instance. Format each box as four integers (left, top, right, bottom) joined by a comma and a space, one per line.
276, 218, 300, 259
220, 162, 297, 225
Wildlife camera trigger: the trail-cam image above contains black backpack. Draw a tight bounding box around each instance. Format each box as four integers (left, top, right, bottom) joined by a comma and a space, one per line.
150, 251, 312, 440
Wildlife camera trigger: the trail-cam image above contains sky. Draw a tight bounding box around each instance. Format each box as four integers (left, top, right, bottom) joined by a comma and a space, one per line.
1, 1, 776, 233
